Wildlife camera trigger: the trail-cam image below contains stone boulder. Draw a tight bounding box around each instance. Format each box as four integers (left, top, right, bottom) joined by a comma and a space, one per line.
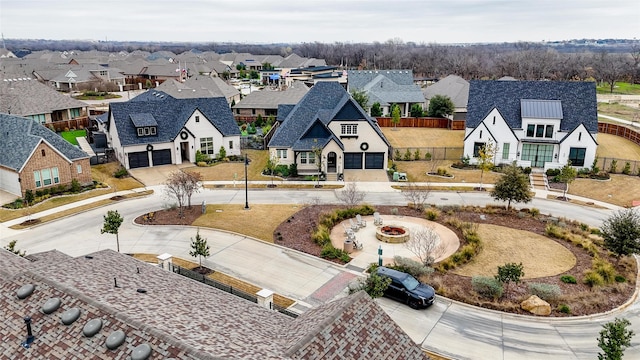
521, 295, 551, 316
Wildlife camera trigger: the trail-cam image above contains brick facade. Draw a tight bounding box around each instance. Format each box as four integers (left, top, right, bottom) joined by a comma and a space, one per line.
19, 142, 92, 195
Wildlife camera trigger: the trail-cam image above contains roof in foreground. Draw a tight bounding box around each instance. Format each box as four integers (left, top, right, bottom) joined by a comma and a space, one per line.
0, 249, 427, 359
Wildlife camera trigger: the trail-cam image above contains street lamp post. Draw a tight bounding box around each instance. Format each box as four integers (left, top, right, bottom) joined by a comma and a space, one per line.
244, 154, 250, 210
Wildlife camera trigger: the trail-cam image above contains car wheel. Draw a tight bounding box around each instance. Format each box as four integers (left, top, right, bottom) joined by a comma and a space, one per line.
408, 299, 420, 309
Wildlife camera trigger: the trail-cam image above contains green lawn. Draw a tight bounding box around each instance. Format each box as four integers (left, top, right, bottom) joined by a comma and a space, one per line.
60, 130, 86, 145
596, 81, 640, 95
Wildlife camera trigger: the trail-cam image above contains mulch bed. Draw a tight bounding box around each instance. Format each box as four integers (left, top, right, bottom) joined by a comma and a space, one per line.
137, 203, 636, 317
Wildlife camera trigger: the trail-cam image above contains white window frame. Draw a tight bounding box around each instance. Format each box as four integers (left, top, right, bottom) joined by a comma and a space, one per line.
34, 171, 41, 187
340, 124, 358, 135
144, 127, 150, 135
150, 126, 156, 135
502, 143, 510, 160
137, 128, 144, 136
277, 149, 287, 159
52, 167, 59, 184
41, 168, 52, 186
300, 152, 308, 164
77, 164, 83, 174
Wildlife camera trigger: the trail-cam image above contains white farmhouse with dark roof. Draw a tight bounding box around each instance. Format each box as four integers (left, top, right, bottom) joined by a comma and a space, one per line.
268, 82, 390, 179
347, 70, 425, 117
463, 80, 598, 170
107, 91, 240, 169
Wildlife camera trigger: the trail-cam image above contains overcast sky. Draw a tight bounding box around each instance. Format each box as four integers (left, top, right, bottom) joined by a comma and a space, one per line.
0, 0, 638, 44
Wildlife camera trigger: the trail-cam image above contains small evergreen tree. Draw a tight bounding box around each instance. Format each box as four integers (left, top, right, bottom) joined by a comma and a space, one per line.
557, 162, 577, 201
391, 104, 401, 130
350, 89, 370, 112
600, 209, 640, 259
371, 102, 383, 117
490, 162, 532, 210
495, 262, 524, 293
427, 95, 455, 118
410, 103, 424, 117
597, 318, 635, 360
189, 229, 210, 268
477, 140, 497, 191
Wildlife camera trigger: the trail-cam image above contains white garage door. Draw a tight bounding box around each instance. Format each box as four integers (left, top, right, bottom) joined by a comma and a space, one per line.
0, 169, 22, 196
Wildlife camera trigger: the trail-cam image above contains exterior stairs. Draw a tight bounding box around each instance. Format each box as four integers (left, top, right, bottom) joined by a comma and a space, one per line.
529, 171, 547, 191
325, 173, 338, 181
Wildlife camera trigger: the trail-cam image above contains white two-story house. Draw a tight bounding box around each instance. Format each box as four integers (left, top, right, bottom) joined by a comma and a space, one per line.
463, 80, 598, 170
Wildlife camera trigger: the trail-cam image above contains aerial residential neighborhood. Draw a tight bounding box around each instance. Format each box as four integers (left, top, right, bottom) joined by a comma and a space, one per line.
1, 1, 640, 359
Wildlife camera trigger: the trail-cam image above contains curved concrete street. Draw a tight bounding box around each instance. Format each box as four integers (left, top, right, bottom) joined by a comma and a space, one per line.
1, 183, 639, 359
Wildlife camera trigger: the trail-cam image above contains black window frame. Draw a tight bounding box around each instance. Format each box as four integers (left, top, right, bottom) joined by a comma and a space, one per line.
473, 142, 485, 157
568, 147, 586, 167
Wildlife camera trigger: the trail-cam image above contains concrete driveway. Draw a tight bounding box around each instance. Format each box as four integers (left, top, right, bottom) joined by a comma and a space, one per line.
0, 189, 19, 205
128, 164, 190, 186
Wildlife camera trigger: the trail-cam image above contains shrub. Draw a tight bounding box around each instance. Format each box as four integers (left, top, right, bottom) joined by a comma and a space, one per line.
320, 244, 351, 263
471, 276, 503, 300
394, 149, 401, 161
217, 146, 227, 160
558, 304, 571, 314
560, 275, 577, 284
528, 283, 562, 301
403, 148, 412, 161
196, 161, 208, 167
70, 179, 81, 193
522, 167, 532, 174
608, 159, 617, 173
546, 168, 561, 176
591, 157, 600, 174
413, 148, 421, 161
114, 166, 128, 178
461, 155, 470, 166
615, 275, 627, 283
391, 256, 434, 278
195, 150, 209, 163
424, 207, 440, 221
545, 224, 564, 239
424, 152, 432, 161
583, 270, 605, 287
622, 162, 631, 175
530, 208, 540, 217
311, 225, 331, 246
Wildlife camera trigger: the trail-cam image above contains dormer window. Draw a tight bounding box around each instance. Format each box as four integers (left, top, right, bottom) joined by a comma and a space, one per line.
137, 126, 157, 137
341, 124, 358, 136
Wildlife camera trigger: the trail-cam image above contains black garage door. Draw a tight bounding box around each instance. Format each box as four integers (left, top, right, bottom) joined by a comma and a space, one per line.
365, 152, 385, 169
152, 149, 172, 166
343, 153, 363, 169
128, 152, 149, 169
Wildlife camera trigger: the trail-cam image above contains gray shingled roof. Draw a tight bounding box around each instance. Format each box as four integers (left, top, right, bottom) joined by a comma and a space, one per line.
423, 75, 470, 108
0, 79, 87, 116
234, 81, 308, 109
347, 70, 424, 106
155, 76, 239, 100
0, 113, 90, 171
109, 91, 240, 146
466, 80, 597, 133
268, 82, 387, 149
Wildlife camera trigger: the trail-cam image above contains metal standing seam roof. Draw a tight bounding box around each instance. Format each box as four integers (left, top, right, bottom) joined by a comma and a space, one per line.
521, 99, 563, 119
109, 91, 240, 147
466, 80, 597, 133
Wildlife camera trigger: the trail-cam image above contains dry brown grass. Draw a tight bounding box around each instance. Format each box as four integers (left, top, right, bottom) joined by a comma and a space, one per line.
192, 204, 302, 242
598, 103, 640, 122
185, 149, 269, 181
568, 175, 640, 207
394, 160, 502, 184
382, 128, 464, 148
132, 254, 294, 308
596, 133, 640, 161
7, 190, 153, 229
92, 162, 145, 191
453, 224, 576, 278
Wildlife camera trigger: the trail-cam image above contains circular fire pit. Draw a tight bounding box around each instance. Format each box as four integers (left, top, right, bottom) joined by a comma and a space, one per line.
376, 225, 410, 243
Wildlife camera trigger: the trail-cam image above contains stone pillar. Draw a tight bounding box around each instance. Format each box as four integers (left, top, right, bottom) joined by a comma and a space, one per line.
256, 289, 274, 310
157, 253, 173, 271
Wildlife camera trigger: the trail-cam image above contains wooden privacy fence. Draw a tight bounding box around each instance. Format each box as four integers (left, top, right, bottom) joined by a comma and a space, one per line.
376, 117, 465, 130
598, 122, 640, 146
391, 147, 464, 161
597, 157, 640, 175
46, 117, 91, 132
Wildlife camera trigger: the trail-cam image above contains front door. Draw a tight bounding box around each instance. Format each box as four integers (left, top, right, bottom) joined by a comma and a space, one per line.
180, 142, 189, 162
521, 144, 553, 168
327, 152, 337, 173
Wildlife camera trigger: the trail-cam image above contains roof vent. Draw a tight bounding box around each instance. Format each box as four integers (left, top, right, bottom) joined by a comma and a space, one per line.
83, 318, 103, 337
105, 330, 126, 350
85, 255, 93, 259
136, 289, 147, 294
16, 284, 35, 299
61, 308, 81, 325
42, 297, 61, 314
131, 343, 152, 360
21, 317, 35, 349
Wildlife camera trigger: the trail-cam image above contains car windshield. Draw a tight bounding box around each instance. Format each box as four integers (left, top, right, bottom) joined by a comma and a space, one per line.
401, 276, 420, 291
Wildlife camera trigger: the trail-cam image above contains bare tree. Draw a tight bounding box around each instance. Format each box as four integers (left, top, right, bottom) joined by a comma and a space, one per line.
405, 227, 445, 266
165, 170, 201, 217
402, 182, 431, 211
336, 182, 366, 208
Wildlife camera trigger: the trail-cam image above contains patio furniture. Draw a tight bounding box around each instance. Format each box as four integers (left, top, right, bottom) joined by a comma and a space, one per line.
373, 212, 383, 226
349, 218, 360, 232
356, 214, 367, 228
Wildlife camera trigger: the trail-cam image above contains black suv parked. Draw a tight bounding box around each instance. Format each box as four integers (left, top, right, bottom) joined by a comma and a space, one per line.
376, 266, 436, 309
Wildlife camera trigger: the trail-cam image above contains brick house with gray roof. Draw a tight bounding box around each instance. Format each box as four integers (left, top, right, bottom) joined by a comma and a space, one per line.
0, 113, 92, 197
107, 91, 240, 169
0, 248, 428, 359
347, 70, 426, 117
463, 80, 598, 170
268, 82, 390, 179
